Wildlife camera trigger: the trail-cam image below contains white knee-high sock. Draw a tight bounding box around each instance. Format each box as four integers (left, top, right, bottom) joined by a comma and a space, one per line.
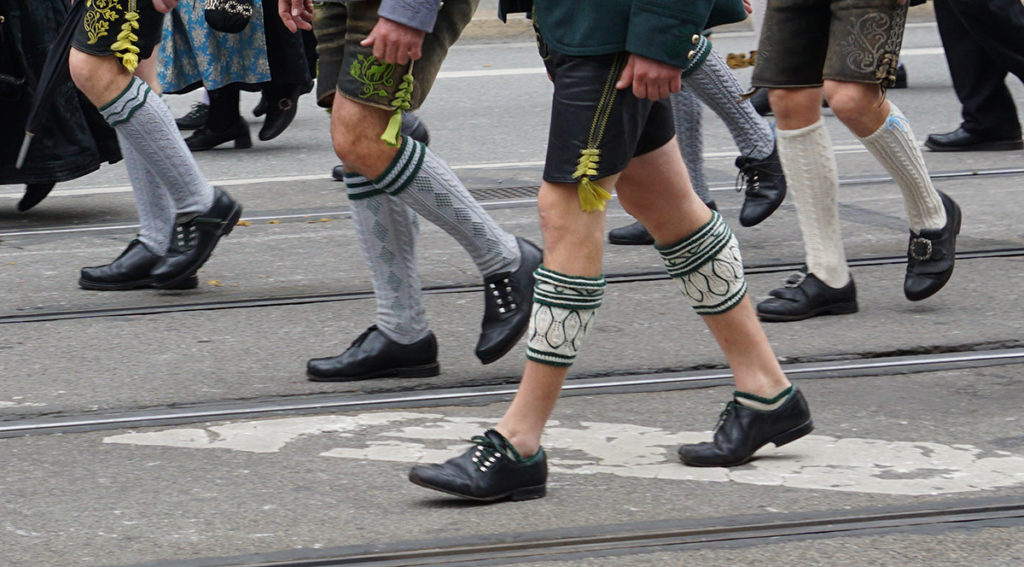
344, 173, 431, 345
857, 102, 946, 232
99, 77, 214, 217
775, 119, 850, 288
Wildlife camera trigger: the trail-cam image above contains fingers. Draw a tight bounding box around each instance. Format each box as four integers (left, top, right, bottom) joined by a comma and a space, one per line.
615, 57, 635, 91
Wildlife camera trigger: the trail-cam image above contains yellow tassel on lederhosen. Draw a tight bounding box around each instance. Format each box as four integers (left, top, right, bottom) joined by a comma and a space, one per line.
111, 0, 141, 73
573, 149, 612, 212
381, 62, 415, 147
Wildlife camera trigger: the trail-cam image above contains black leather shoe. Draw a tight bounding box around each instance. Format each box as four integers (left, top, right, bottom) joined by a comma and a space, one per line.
151, 187, 243, 288
176, 102, 209, 130
757, 271, 858, 322
79, 239, 198, 291
679, 388, 813, 467
185, 118, 252, 151
18, 183, 55, 212
409, 429, 547, 501
904, 191, 961, 301
476, 238, 543, 364
749, 88, 772, 117
892, 62, 907, 89
258, 87, 300, 141
307, 325, 440, 381
925, 127, 1023, 152
736, 145, 787, 227
252, 95, 268, 118
608, 221, 654, 245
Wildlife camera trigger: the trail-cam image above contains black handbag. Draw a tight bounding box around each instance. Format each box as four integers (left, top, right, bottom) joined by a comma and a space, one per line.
204, 0, 253, 34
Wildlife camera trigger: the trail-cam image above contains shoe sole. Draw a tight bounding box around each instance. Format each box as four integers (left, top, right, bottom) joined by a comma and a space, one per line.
306, 361, 441, 382
153, 203, 244, 290
608, 235, 654, 246
757, 301, 858, 322
680, 420, 815, 468
409, 473, 546, 502
925, 140, 1024, 152
79, 276, 199, 291
905, 199, 962, 302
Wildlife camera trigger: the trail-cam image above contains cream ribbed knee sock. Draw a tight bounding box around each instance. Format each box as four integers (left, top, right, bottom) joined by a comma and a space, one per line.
775, 119, 850, 288
858, 102, 946, 232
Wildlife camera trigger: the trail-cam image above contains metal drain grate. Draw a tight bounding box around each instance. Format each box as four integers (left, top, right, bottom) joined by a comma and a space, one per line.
469, 185, 540, 201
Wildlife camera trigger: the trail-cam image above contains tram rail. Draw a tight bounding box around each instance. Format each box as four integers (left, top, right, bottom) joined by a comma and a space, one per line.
2, 347, 1022, 438
117, 500, 1024, 566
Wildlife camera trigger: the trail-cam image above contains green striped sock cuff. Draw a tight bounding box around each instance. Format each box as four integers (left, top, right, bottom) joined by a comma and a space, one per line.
99, 77, 150, 127
344, 172, 383, 200
533, 266, 606, 310
372, 135, 425, 196
656, 211, 732, 278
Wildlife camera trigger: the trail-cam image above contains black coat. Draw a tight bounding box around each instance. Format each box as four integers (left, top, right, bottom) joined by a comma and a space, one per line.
0, 0, 120, 186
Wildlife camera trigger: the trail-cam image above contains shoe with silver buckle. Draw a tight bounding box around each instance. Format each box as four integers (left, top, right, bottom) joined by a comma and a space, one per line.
904, 191, 961, 301
756, 269, 858, 322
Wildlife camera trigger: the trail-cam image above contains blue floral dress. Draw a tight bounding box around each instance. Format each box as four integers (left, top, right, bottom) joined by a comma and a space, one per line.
158, 0, 272, 94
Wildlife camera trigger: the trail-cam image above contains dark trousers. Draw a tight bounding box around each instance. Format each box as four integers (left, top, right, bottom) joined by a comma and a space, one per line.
933, 0, 1024, 139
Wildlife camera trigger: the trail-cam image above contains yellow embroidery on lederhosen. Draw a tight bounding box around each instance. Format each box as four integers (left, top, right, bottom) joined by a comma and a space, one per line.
110, 0, 141, 72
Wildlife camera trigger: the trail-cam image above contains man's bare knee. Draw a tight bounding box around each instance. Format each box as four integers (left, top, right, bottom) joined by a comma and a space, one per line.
68, 49, 129, 106
768, 88, 821, 129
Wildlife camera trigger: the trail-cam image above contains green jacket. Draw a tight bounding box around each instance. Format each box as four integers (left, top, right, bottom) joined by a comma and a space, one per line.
499, 0, 745, 76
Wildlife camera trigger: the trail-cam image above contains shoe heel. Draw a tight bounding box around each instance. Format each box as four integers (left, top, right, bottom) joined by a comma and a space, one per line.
397, 362, 441, 379
234, 131, 252, 149
510, 484, 546, 501
219, 204, 243, 237
771, 420, 814, 447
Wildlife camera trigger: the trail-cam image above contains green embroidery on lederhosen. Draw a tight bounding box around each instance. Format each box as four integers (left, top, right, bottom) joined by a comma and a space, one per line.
84, 0, 122, 45
350, 54, 396, 99
573, 54, 626, 212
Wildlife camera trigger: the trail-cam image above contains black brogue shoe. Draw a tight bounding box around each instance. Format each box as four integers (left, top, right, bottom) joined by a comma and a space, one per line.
79, 239, 162, 291
756, 271, 858, 322
736, 145, 787, 227
307, 325, 440, 381
608, 221, 654, 245
409, 429, 547, 502
679, 388, 814, 467
904, 191, 962, 301
151, 187, 243, 289
475, 238, 543, 364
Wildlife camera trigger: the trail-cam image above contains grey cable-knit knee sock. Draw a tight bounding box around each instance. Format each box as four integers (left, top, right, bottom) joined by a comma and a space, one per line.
99, 77, 214, 216
373, 136, 520, 279
344, 173, 431, 344
686, 48, 775, 160
669, 88, 713, 204
116, 130, 175, 254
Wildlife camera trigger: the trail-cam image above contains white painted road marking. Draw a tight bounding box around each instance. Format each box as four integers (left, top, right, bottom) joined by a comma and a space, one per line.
104, 413, 1024, 496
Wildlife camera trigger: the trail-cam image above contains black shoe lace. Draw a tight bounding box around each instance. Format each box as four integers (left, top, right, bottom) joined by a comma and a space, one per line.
183, 103, 207, 120
713, 401, 737, 433
468, 434, 505, 473
735, 154, 773, 197
486, 276, 519, 315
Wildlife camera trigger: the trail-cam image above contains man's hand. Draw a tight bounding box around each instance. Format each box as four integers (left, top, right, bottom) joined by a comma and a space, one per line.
279, 0, 314, 33
360, 17, 426, 65
615, 54, 681, 101
152, 0, 179, 12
